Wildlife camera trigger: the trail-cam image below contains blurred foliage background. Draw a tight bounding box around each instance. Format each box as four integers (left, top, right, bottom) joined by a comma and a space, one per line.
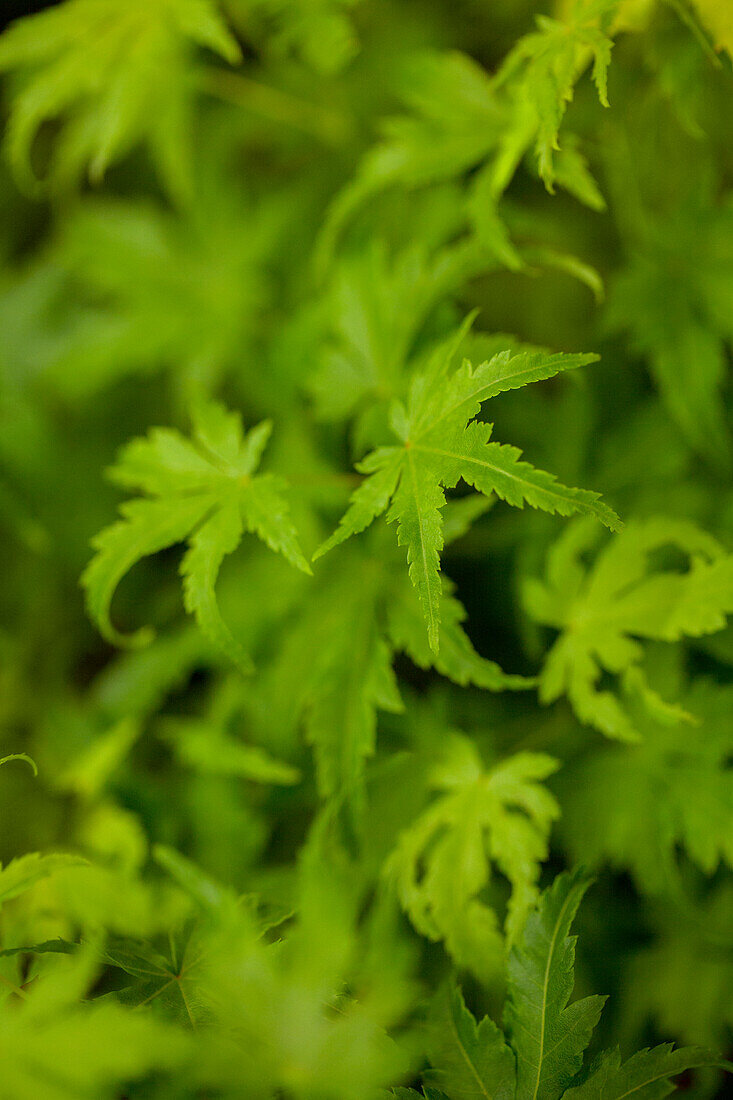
0, 1, 732, 1097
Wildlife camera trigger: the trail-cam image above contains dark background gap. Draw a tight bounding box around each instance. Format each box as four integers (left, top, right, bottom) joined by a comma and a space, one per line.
2, 1, 60, 30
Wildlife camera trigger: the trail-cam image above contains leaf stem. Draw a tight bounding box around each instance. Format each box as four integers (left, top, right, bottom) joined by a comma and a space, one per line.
198, 70, 351, 145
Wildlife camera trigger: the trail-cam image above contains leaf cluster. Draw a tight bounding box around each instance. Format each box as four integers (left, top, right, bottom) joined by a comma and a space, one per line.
1, 0, 733, 1096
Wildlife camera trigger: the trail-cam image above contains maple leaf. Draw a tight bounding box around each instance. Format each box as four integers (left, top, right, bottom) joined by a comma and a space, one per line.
316, 50, 508, 267
495, 0, 619, 190
623, 882, 733, 1048
0, 0, 240, 200
504, 868, 606, 1100
415, 872, 727, 1100
103, 922, 211, 1027
386, 734, 559, 981
0, 950, 188, 1098
524, 516, 733, 740
563, 1044, 729, 1100
316, 335, 620, 651
310, 241, 488, 422
82, 399, 310, 670
607, 170, 733, 465
425, 983, 515, 1100
229, 0, 362, 74
558, 679, 733, 891
163, 715, 301, 785
42, 182, 279, 397
0, 854, 86, 909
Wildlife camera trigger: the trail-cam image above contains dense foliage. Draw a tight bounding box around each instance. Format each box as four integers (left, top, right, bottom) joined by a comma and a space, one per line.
1, 1, 733, 1096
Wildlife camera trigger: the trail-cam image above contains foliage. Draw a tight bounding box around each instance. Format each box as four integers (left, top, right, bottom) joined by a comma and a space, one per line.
0, 0, 240, 200
82, 397, 310, 667
387, 734, 559, 981
1, 0, 733, 1096
523, 517, 733, 740
419, 871, 725, 1100
315, 336, 619, 652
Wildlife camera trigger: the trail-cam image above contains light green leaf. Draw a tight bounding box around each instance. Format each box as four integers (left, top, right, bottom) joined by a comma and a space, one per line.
241, 474, 312, 576
496, 1, 619, 189
181, 495, 252, 674
387, 738, 559, 980
389, 452, 445, 653
417, 422, 619, 529
526, 517, 733, 740
0, 950, 188, 1098
164, 718, 300, 785
313, 449, 403, 560
83, 402, 310, 666
558, 679, 733, 891
411, 350, 599, 438
387, 577, 532, 692
0, 853, 87, 907
0, 0, 240, 199
319, 329, 617, 647
82, 495, 213, 648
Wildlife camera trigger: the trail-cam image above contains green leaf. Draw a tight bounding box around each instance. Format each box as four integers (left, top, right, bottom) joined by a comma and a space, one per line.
606, 148, 733, 464
317, 331, 618, 648
163, 718, 301, 785
153, 844, 239, 914
496, 1, 619, 189
311, 242, 481, 417
241, 474, 313, 575
387, 737, 559, 980
410, 349, 600, 438
56, 717, 140, 798
422, 422, 619, 528
316, 52, 506, 264
237, 0, 361, 74
525, 517, 733, 740
0, 853, 87, 907
386, 576, 533, 692
83, 495, 213, 649
425, 983, 515, 1100
313, 449, 403, 560
306, 626, 403, 815
558, 680, 733, 891
83, 400, 310, 668
504, 868, 606, 1100
563, 1044, 729, 1100
0, 0, 240, 199
102, 923, 211, 1027
181, 496, 251, 673
0, 950, 188, 1098
389, 451, 446, 653
31, 186, 279, 396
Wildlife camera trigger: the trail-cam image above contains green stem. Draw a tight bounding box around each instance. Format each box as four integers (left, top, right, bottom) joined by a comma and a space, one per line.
198, 70, 351, 145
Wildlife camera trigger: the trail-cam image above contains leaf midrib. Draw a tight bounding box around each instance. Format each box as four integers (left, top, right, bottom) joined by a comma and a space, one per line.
414, 353, 593, 441
530, 888, 577, 1100
413, 442, 578, 505
448, 1000, 493, 1100
405, 447, 438, 646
